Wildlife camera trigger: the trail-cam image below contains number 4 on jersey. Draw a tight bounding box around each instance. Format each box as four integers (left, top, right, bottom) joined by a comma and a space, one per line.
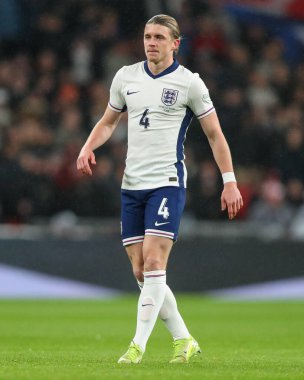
158, 198, 169, 219
139, 108, 150, 128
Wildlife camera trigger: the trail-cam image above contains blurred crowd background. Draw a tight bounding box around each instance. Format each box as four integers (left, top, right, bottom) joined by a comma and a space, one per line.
0, 0, 304, 236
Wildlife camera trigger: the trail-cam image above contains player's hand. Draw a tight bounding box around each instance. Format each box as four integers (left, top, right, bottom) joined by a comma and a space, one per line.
221, 182, 243, 220
77, 147, 96, 176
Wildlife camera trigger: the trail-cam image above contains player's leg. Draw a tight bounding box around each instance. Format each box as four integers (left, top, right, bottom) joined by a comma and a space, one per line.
143, 186, 201, 363
132, 235, 172, 352
123, 237, 200, 363
144, 186, 190, 339
158, 285, 191, 340
125, 241, 191, 341
118, 237, 170, 363
118, 189, 145, 364
119, 187, 200, 363
125, 242, 144, 283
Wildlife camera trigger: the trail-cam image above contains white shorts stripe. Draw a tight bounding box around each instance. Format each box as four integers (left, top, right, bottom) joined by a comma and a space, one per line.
122, 235, 144, 246
145, 229, 174, 239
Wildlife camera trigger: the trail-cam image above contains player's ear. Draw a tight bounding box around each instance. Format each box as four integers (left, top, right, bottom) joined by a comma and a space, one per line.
172, 38, 180, 54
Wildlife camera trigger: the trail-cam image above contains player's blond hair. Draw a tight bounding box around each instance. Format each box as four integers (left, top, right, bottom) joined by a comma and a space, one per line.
146, 14, 181, 54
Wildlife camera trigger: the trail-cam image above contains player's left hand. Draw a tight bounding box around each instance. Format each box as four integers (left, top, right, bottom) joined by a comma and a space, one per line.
221, 182, 243, 220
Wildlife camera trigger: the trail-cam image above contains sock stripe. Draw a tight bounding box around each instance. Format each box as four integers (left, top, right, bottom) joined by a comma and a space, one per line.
144, 273, 166, 278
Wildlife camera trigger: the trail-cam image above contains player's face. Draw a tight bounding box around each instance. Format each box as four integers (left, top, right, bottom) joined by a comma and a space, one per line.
144, 24, 179, 64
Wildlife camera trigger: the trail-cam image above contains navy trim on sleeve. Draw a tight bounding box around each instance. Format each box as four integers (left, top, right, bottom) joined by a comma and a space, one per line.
196, 107, 215, 118
109, 102, 127, 112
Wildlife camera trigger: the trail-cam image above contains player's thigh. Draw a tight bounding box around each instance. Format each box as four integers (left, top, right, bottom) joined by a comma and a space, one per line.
143, 235, 173, 270
121, 189, 145, 247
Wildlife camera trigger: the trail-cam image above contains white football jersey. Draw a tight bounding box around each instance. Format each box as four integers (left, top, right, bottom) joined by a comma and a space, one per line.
109, 59, 215, 190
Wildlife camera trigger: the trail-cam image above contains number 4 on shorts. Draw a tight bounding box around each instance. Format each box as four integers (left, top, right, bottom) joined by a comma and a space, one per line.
158, 198, 169, 219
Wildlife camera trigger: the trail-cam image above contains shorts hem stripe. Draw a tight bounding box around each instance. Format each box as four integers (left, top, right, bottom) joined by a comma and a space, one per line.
145, 229, 174, 238
122, 235, 144, 246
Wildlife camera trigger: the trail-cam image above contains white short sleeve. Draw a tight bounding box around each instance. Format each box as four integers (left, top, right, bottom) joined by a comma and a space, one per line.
108, 68, 126, 112
187, 73, 215, 119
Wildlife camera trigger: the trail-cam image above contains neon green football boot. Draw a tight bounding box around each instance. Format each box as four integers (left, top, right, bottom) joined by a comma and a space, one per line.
117, 341, 144, 364
169, 336, 201, 363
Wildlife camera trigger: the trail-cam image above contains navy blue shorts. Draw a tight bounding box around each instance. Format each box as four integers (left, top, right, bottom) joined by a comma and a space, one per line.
121, 186, 186, 246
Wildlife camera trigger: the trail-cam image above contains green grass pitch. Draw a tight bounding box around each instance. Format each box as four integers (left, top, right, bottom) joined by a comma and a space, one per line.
0, 296, 303, 380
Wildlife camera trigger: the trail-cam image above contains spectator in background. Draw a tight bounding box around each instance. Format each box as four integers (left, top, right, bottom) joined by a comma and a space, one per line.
247, 70, 279, 110
189, 160, 224, 220
271, 62, 292, 104
277, 126, 304, 183
70, 38, 93, 86
220, 43, 251, 89
0, 0, 22, 39
286, 178, 304, 208
248, 176, 293, 228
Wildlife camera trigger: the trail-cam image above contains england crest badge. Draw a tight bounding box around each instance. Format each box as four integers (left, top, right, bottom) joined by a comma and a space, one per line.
161, 88, 179, 106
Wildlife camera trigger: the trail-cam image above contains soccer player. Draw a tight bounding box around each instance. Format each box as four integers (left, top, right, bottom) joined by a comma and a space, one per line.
77, 14, 243, 364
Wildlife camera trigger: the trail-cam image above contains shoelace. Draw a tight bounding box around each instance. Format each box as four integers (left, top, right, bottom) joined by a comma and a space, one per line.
172, 339, 188, 357
127, 344, 141, 361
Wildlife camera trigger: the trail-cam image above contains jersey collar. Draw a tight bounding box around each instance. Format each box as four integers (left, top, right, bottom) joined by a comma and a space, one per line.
144, 58, 179, 79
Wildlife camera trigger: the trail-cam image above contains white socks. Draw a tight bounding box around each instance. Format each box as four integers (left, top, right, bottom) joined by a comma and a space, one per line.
133, 270, 166, 351
158, 285, 191, 340
137, 277, 190, 344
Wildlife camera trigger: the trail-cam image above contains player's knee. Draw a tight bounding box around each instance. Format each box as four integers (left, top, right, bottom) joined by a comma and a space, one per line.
144, 256, 163, 271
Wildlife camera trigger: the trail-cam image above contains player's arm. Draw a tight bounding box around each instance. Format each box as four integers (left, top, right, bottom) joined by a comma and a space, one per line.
77, 106, 122, 176
199, 111, 243, 219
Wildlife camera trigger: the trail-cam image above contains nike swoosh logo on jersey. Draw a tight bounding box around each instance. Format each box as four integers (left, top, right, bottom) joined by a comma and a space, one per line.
142, 304, 154, 307
154, 221, 170, 226
127, 90, 140, 95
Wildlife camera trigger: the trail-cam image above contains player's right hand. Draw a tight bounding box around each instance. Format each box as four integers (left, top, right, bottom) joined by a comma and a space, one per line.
77, 147, 96, 176
221, 182, 243, 220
